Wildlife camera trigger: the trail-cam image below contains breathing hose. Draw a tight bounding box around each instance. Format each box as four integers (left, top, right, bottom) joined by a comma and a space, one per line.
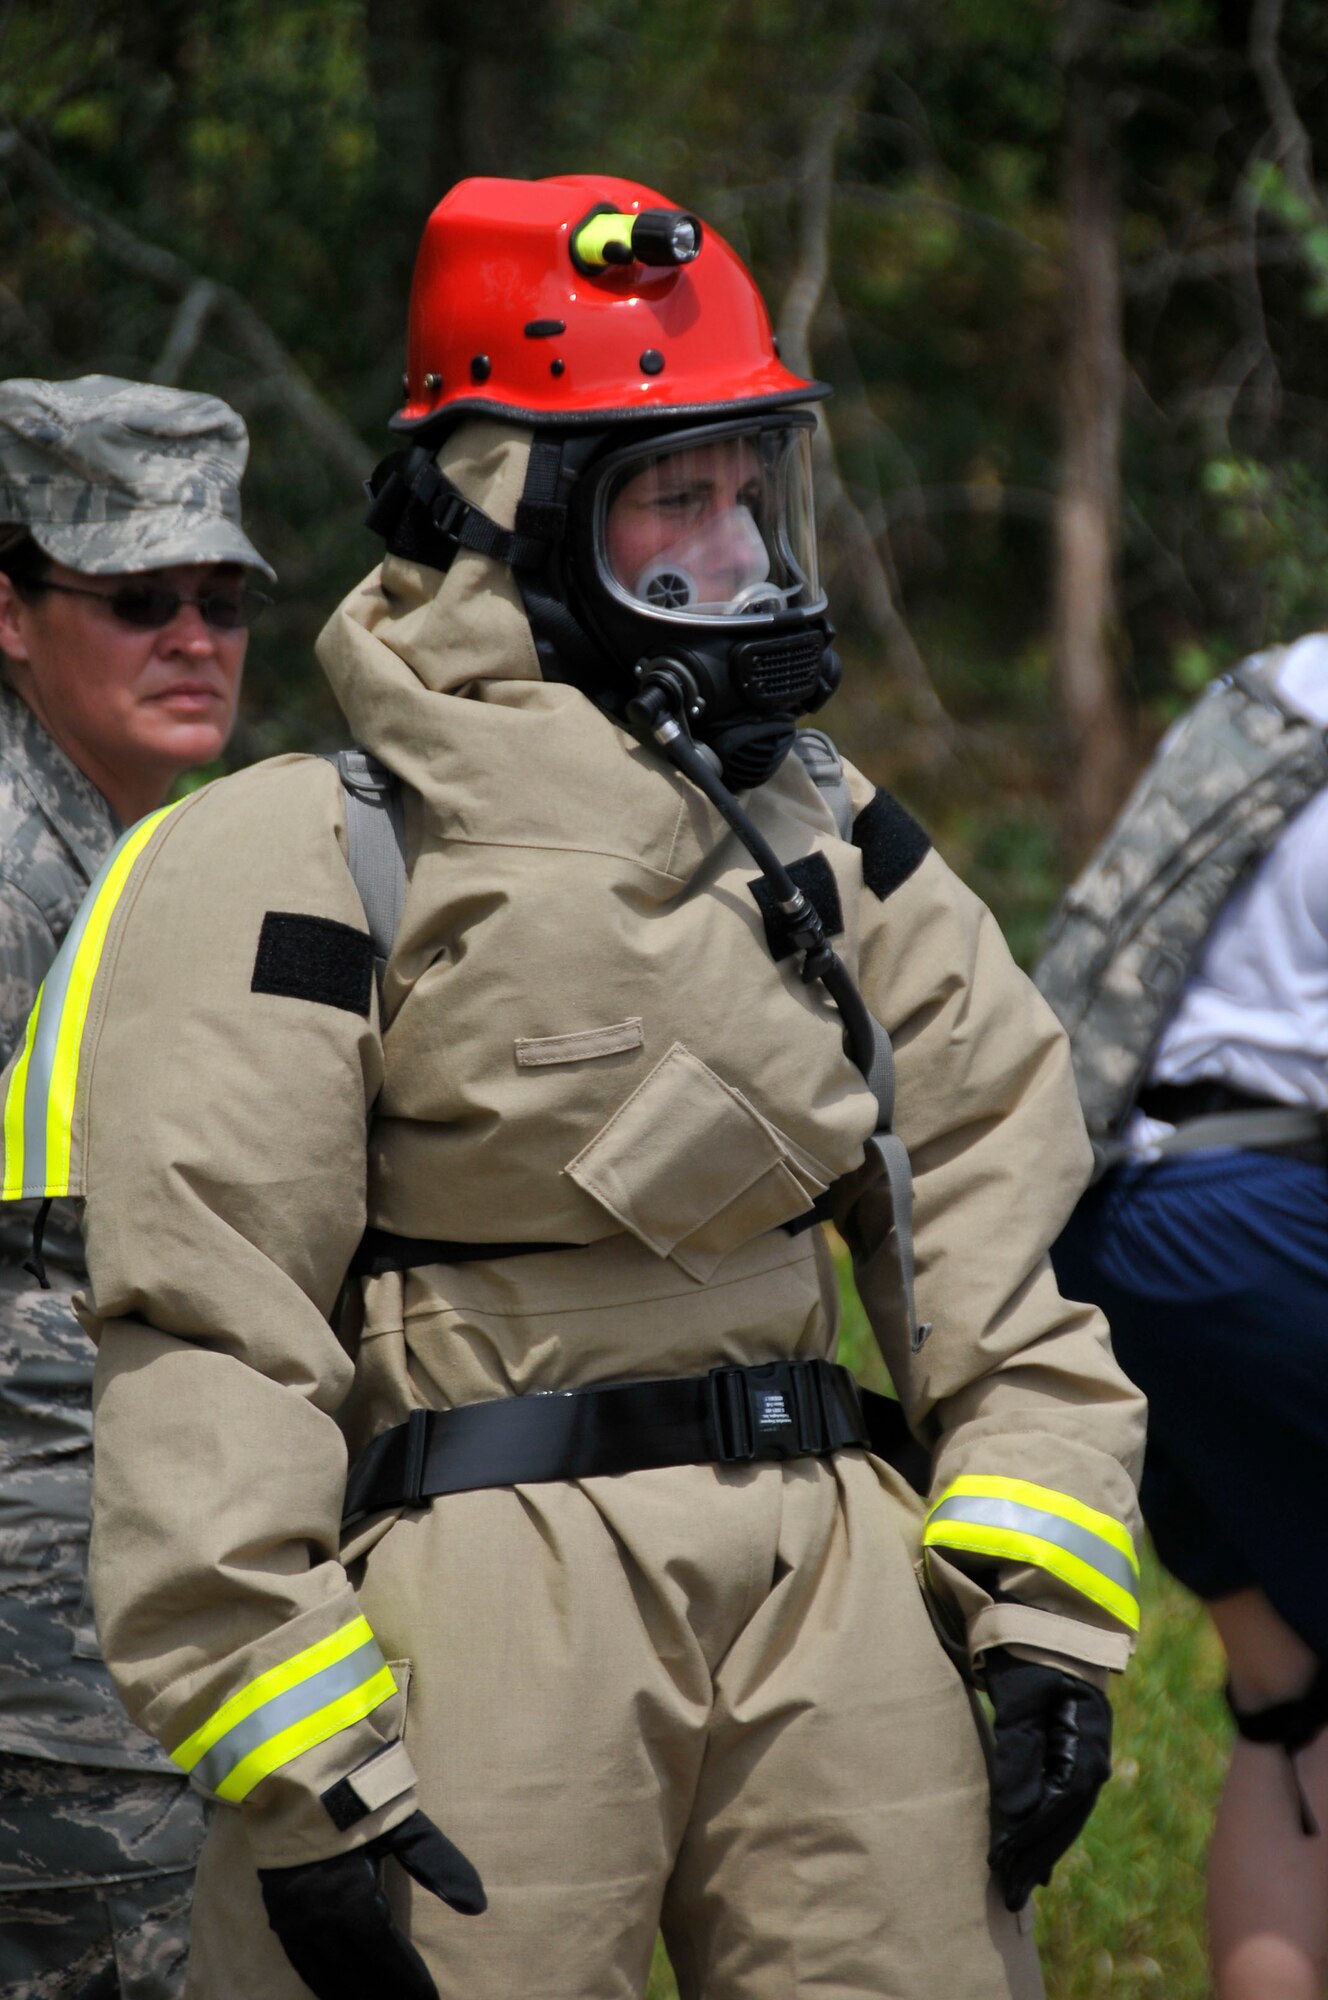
626, 670, 878, 1082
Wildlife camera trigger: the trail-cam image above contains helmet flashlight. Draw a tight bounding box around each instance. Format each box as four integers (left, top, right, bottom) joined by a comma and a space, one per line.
571, 206, 703, 274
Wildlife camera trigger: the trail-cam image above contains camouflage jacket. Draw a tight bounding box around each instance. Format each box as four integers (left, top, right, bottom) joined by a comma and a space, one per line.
0, 679, 174, 1771
1034, 648, 1328, 1150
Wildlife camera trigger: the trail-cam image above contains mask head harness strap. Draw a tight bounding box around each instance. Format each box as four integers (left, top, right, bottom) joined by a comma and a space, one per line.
363, 443, 565, 575
364, 430, 617, 694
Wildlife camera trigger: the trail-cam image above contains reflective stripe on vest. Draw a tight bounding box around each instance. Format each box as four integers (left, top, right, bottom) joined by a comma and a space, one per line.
922, 1474, 1140, 1632
2, 804, 180, 1200
169, 1615, 396, 1804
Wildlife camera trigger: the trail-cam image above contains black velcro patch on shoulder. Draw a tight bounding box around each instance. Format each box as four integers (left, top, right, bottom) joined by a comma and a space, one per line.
853, 789, 931, 901
252, 912, 374, 1018
748, 851, 844, 962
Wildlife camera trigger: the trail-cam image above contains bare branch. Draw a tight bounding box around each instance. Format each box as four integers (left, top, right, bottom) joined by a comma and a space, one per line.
774, 21, 952, 742
1052, 0, 1133, 855
864, 68, 940, 171
880, 482, 1057, 525
0, 127, 374, 485
817, 282, 921, 560
1227, 160, 1284, 441
1123, 232, 1302, 296
0, 281, 49, 362
152, 278, 219, 386
716, 174, 1053, 263
839, 182, 1053, 260
1193, 3, 1323, 448
778, 23, 890, 380
1249, 0, 1320, 216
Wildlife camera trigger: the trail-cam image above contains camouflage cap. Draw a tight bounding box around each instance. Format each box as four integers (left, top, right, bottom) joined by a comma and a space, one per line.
0, 375, 275, 581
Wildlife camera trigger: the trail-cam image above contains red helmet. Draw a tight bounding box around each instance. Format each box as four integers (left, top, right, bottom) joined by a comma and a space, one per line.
394, 174, 825, 434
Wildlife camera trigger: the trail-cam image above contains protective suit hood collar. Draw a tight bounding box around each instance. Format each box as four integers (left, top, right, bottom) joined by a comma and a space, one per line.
318, 421, 543, 772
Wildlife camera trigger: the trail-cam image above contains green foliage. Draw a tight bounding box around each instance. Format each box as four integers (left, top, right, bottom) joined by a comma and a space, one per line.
831, 1228, 893, 1393
1249, 161, 1328, 313
1199, 454, 1328, 642
0, 16, 1279, 1989
9, 0, 1328, 931
1170, 639, 1219, 696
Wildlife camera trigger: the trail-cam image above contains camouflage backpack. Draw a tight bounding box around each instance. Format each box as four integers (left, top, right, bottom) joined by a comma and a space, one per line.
1033, 647, 1328, 1152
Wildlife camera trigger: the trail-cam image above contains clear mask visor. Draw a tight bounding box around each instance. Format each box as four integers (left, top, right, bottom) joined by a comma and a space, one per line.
597, 422, 820, 622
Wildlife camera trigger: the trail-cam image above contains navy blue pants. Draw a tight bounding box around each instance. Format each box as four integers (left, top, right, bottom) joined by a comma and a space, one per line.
1053, 1148, 1328, 1660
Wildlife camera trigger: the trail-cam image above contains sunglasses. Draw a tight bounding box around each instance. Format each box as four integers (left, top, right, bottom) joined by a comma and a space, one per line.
37, 581, 271, 631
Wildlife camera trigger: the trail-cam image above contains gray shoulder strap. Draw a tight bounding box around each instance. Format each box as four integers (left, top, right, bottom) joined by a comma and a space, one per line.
326, 749, 406, 972
792, 728, 855, 841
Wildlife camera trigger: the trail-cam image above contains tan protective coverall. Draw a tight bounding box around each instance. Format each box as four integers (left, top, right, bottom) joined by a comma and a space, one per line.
0, 423, 1146, 2000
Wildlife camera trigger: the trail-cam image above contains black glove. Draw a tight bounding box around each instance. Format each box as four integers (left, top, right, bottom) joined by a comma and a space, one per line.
983, 1648, 1113, 1912
258, 1809, 486, 2000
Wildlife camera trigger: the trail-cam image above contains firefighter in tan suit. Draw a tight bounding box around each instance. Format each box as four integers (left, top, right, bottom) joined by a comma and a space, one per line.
0, 176, 1146, 2000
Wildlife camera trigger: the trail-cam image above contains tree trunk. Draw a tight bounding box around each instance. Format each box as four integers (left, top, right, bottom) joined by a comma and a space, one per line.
1052, 2, 1131, 863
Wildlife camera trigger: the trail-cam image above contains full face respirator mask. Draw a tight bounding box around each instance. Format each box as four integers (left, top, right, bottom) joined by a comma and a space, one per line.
360, 410, 842, 792
566, 412, 842, 788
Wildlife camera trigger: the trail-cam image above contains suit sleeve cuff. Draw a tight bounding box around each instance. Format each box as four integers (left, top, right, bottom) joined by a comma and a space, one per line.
968, 1599, 1131, 1674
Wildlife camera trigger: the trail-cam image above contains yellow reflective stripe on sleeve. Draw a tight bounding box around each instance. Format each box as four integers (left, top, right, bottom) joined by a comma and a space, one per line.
1, 996, 42, 1201
210, 1664, 398, 1804
171, 1614, 378, 1772
1, 804, 179, 1199
923, 1474, 1140, 1632
931, 1475, 1139, 1568
170, 1615, 395, 1804
924, 1521, 1140, 1631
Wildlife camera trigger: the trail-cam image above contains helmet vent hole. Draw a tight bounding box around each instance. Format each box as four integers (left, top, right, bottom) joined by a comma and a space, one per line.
525, 319, 566, 338
551, 359, 566, 378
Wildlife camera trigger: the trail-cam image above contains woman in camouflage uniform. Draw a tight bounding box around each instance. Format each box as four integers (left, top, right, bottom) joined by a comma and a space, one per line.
0, 375, 272, 2000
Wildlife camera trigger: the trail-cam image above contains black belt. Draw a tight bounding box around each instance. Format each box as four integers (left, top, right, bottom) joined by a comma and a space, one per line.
342, 1357, 927, 1527
1137, 1079, 1285, 1124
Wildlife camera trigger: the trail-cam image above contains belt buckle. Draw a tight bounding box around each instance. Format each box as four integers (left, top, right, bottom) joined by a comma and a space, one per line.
708, 1360, 823, 1464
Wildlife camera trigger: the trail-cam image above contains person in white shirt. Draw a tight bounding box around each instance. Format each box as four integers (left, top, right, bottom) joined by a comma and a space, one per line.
1055, 631, 1328, 2000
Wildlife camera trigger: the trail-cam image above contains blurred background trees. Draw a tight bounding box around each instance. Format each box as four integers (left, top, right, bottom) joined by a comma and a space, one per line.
5, 11, 1314, 1991
5, 0, 1328, 956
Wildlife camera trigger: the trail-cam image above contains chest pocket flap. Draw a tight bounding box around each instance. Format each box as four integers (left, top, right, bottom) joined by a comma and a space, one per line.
565, 1040, 831, 1282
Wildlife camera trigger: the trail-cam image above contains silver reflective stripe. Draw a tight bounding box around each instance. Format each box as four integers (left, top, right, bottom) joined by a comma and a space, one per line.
189, 1635, 386, 1795
926, 1493, 1137, 1600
